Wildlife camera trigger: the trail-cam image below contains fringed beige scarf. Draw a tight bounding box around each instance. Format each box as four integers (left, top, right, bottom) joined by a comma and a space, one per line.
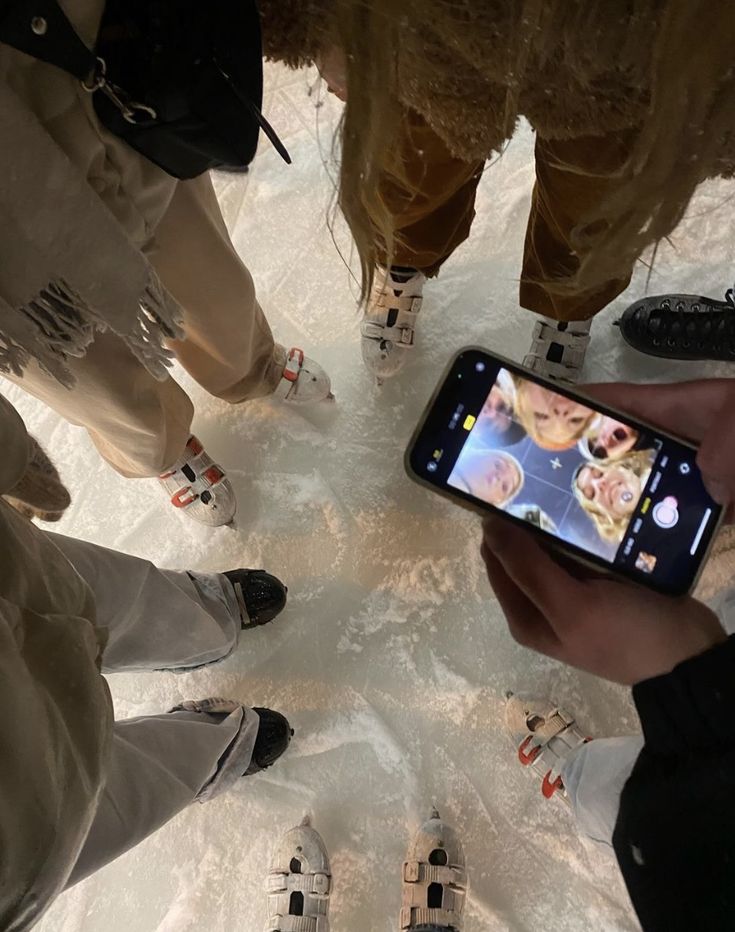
0, 81, 183, 388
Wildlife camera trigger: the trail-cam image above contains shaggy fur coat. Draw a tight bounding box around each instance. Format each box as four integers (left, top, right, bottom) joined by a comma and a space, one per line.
258, 0, 735, 172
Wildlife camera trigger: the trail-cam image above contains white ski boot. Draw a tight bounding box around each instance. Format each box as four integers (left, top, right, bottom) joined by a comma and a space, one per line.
158, 435, 236, 526
505, 692, 591, 804
400, 808, 467, 931
266, 816, 331, 932
274, 346, 334, 404
523, 315, 591, 384
361, 267, 426, 384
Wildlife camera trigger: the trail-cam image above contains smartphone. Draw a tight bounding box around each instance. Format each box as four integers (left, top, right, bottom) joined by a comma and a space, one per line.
405, 347, 724, 596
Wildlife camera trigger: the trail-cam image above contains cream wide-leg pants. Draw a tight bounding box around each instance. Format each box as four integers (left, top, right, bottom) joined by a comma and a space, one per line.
1, 16, 285, 478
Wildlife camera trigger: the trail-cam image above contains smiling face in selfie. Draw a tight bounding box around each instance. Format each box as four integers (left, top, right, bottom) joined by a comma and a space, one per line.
452, 449, 524, 507
576, 463, 641, 518
474, 451, 523, 506
516, 383, 595, 450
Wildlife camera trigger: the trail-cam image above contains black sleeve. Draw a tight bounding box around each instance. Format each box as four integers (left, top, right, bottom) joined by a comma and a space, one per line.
613, 634, 735, 932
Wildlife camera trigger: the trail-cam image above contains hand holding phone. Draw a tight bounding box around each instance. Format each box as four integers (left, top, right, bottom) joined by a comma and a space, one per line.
581, 378, 735, 515
406, 349, 726, 595
481, 515, 727, 685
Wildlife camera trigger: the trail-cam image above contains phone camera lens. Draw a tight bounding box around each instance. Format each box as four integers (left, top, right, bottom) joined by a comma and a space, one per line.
475, 361, 486, 373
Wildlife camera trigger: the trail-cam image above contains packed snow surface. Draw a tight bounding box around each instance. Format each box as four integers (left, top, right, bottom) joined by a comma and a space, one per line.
10, 63, 734, 931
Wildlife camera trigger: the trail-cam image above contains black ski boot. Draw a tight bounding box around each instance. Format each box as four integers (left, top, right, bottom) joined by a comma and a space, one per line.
224, 569, 288, 629
615, 286, 735, 361
244, 708, 294, 775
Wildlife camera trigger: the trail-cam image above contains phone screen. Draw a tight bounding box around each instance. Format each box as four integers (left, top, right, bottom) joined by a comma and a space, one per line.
407, 349, 723, 595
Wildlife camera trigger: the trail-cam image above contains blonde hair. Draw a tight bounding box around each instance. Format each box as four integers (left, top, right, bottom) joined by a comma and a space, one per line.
573, 451, 654, 544
455, 449, 524, 506
326, 0, 735, 302
493, 450, 524, 506
512, 378, 596, 451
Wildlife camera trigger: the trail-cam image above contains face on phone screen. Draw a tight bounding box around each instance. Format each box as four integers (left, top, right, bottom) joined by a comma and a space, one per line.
407, 350, 723, 594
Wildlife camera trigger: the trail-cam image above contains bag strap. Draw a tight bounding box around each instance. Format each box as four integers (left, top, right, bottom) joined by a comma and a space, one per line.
0, 0, 158, 124
214, 61, 291, 165
0, 0, 290, 160
0, 0, 96, 79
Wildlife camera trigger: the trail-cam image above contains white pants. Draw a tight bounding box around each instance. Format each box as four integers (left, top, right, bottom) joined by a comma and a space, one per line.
561, 584, 735, 847
46, 532, 260, 888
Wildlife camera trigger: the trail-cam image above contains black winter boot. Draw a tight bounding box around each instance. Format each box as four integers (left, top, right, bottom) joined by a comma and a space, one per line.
224, 569, 288, 628
243, 708, 294, 776
615, 287, 735, 361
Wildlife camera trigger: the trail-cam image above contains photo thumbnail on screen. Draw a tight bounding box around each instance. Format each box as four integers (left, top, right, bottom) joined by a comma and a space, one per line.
447, 368, 659, 563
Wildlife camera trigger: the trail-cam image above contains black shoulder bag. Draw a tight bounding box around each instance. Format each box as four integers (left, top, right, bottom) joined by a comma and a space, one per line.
0, 0, 290, 178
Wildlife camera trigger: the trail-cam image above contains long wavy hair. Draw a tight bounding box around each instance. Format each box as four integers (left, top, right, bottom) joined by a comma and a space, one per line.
511, 375, 596, 451
328, 0, 735, 302
572, 450, 655, 544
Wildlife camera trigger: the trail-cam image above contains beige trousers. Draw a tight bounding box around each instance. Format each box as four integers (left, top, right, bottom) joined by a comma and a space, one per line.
4, 176, 285, 477
1, 10, 284, 479
379, 110, 637, 322
6, 174, 286, 478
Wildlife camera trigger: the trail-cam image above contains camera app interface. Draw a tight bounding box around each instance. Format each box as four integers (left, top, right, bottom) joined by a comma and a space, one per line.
438, 365, 718, 584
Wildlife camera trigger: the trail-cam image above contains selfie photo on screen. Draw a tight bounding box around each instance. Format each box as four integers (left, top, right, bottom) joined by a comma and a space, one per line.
447, 369, 659, 561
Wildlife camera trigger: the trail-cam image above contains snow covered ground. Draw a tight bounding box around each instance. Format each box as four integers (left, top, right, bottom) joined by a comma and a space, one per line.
10, 63, 735, 931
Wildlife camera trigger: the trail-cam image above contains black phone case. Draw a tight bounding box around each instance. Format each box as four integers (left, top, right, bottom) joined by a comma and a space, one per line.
404, 346, 723, 596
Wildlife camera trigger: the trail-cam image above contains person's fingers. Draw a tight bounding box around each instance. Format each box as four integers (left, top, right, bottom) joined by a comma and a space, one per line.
583, 378, 735, 508
581, 380, 729, 444
480, 538, 561, 655
482, 517, 584, 640
696, 381, 735, 507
